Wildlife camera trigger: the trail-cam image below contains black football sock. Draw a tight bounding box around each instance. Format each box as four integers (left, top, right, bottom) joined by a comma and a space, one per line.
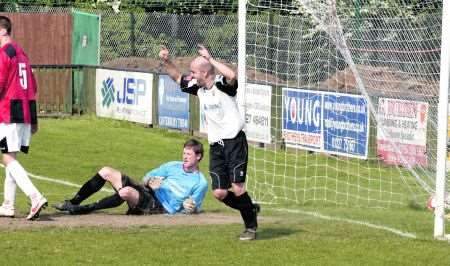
88, 193, 125, 211
70, 173, 106, 205
236, 192, 258, 229
72, 193, 125, 215
221, 192, 240, 210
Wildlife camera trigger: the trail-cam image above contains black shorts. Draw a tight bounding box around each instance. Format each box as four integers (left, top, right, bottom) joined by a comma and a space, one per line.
209, 130, 248, 190
121, 175, 165, 215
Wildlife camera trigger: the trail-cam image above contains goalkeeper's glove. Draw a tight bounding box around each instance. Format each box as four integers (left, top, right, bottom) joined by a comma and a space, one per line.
182, 197, 196, 214
147, 176, 163, 190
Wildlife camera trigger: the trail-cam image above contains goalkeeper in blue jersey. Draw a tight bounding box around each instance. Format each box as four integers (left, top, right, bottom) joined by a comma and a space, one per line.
53, 139, 208, 215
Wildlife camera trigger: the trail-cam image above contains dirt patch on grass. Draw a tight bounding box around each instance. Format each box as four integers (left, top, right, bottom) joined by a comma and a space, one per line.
0, 212, 275, 229
103, 57, 439, 95
318, 65, 439, 98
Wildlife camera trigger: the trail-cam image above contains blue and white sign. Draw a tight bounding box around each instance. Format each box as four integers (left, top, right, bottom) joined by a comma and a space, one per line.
323, 93, 369, 158
282, 87, 369, 159
96, 69, 153, 124
282, 88, 323, 150
158, 75, 189, 130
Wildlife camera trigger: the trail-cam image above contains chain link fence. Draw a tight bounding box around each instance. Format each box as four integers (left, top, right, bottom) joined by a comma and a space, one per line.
0, 4, 442, 84
98, 10, 238, 66
0, 5, 239, 69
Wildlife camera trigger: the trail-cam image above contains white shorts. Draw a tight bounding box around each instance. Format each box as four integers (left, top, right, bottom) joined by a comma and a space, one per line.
0, 123, 32, 154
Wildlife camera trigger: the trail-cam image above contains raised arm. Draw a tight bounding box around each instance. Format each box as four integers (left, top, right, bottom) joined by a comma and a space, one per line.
159, 46, 182, 84
197, 44, 237, 85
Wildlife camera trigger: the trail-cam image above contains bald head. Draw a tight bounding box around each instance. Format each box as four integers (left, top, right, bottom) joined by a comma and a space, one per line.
189, 56, 216, 88
191, 56, 214, 75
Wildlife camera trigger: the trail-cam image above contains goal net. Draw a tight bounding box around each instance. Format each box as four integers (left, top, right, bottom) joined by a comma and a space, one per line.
243, 0, 447, 219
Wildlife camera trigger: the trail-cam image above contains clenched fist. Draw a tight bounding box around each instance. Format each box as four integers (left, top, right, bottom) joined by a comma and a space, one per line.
197, 44, 211, 60
159, 45, 170, 61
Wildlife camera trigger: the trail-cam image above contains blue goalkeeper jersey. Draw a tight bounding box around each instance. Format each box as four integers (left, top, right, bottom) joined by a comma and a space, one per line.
142, 161, 208, 214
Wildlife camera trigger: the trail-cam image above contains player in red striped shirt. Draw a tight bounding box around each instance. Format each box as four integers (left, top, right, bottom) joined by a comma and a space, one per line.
0, 16, 47, 220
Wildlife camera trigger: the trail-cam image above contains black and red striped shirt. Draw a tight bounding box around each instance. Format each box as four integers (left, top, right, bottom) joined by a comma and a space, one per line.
0, 41, 37, 124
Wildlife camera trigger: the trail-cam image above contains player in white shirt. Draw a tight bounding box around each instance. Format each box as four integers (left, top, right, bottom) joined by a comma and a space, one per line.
159, 45, 259, 241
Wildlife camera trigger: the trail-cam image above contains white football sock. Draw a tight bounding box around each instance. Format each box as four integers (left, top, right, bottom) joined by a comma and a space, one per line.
6, 160, 41, 198
3, 168, 17, 207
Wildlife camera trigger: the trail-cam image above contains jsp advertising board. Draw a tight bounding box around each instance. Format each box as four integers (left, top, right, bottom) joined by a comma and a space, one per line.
96, 69, 153, 124
282, 87, 369, 159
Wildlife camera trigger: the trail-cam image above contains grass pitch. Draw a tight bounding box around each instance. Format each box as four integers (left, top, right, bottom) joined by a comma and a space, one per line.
0, 116, 449, 265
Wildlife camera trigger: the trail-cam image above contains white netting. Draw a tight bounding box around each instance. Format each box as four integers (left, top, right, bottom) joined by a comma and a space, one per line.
245, 0, 444, 208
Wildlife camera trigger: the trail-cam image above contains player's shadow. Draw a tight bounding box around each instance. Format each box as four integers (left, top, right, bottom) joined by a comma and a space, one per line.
256, 227, 299, 240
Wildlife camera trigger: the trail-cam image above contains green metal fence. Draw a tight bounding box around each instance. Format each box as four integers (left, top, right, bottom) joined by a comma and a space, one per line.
33, 65, 97, 116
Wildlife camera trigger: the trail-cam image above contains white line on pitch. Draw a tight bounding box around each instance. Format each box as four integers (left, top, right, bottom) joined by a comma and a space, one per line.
269, 208, 416, 239
0, 166, 420, 239
0, 164, 114, 193
27, 171, 115, 193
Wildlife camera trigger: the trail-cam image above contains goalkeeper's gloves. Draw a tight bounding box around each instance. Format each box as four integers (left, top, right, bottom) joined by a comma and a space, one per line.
147, 176, 163, 190
182, 197, 196, 214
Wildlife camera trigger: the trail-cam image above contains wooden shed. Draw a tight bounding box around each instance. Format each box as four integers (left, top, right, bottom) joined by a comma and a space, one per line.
0, 12, 73, 65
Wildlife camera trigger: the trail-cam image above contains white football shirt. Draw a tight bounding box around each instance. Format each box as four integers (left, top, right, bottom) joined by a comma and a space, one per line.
181, 75, 244, 143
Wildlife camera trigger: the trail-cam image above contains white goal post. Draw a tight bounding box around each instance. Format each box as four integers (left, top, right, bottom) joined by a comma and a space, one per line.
435, 0, 450, 240
238, 0, 449, 240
